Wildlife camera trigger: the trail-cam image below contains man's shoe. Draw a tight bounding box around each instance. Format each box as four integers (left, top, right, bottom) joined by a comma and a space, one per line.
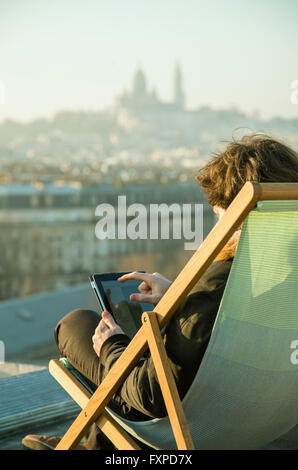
22, 434, 92, 450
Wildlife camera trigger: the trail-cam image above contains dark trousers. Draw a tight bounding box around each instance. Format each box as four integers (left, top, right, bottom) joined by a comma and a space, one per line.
54, 308, 149, 449
54, 308, 103, 390
54, 308, 116, 449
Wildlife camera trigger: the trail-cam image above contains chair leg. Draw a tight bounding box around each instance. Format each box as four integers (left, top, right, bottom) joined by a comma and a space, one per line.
49, 360, 141, 450
142, 312, 195, 450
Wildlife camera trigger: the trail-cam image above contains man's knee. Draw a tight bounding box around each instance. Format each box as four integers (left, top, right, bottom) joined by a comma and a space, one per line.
54, 308, 99, 355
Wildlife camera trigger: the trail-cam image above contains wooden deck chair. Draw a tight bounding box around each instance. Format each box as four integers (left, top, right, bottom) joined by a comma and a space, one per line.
49, 182, 298, 450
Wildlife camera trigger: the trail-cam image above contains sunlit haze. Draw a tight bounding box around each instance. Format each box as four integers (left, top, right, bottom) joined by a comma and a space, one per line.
1, 0, 298, 122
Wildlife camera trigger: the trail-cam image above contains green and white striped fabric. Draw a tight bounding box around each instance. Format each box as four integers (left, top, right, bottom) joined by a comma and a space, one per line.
106, 200, 298, 450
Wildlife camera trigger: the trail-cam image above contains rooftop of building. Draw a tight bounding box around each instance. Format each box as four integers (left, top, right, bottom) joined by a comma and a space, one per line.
0, 362, 297, 451
0, 284, 297, 451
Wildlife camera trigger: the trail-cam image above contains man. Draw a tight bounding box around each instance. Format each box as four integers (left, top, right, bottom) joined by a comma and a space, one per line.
22, 133, 298, 450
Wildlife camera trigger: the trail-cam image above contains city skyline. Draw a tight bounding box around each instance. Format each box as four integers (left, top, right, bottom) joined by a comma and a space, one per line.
1, 0, 298, 122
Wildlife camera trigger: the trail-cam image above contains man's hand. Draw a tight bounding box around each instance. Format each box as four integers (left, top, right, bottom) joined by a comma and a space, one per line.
92, 311, 125, 357
118, 271, 172, 305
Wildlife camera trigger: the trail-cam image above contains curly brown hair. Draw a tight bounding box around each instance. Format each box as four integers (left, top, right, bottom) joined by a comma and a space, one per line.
196, 133, 298, 209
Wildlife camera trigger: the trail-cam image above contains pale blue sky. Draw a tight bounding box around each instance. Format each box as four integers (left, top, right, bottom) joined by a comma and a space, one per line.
0, 0, 298, 122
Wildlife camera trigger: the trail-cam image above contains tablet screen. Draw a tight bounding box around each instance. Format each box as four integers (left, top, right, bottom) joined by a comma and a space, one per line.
101, 278, 152, 313
92, 273, 153, 338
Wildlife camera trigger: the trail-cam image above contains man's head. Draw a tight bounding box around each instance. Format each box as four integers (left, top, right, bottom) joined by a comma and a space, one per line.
196, 133, 298, 211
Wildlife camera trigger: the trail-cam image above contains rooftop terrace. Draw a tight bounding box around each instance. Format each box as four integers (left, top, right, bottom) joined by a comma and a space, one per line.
0, 363, 297, 450
0, 285, 297, 451
0, 366, 79, 450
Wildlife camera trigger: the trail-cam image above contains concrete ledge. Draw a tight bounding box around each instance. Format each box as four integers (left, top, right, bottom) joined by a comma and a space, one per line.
0, 362, 46, 379
0, 282, 99, 359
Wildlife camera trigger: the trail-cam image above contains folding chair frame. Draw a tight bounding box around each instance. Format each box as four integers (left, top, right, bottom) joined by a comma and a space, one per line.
49, 182, 298, 450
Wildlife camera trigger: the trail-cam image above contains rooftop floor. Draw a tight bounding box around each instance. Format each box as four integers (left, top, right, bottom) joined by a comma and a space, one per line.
0, 417, 77, 450
0, 365, 297, 451
1, 418, 298, 451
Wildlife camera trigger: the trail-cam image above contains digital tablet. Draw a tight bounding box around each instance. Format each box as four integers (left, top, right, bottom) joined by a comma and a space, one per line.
89, 272, 153, 338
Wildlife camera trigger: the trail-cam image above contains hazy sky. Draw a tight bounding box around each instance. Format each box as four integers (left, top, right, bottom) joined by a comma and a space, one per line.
1, 0, 298, 122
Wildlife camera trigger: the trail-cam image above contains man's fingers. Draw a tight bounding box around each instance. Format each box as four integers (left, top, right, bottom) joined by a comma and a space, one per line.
118, 272, 152, 284
101, 310, 116, 329
130, 293, 156, 304
95, 321, 106, 335
94, 311, 114, 332
138, 281, 151, 293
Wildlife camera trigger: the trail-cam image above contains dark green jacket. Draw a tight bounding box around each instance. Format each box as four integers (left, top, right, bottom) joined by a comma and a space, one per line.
98, 259, 233, 421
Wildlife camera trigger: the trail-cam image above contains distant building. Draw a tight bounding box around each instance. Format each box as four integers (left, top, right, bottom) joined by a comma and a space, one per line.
117, 64, 186, 113
173, 64, 185, 110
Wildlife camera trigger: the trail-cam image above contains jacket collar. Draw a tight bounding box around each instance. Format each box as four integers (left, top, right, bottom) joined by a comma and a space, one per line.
214, 230, 241, 262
